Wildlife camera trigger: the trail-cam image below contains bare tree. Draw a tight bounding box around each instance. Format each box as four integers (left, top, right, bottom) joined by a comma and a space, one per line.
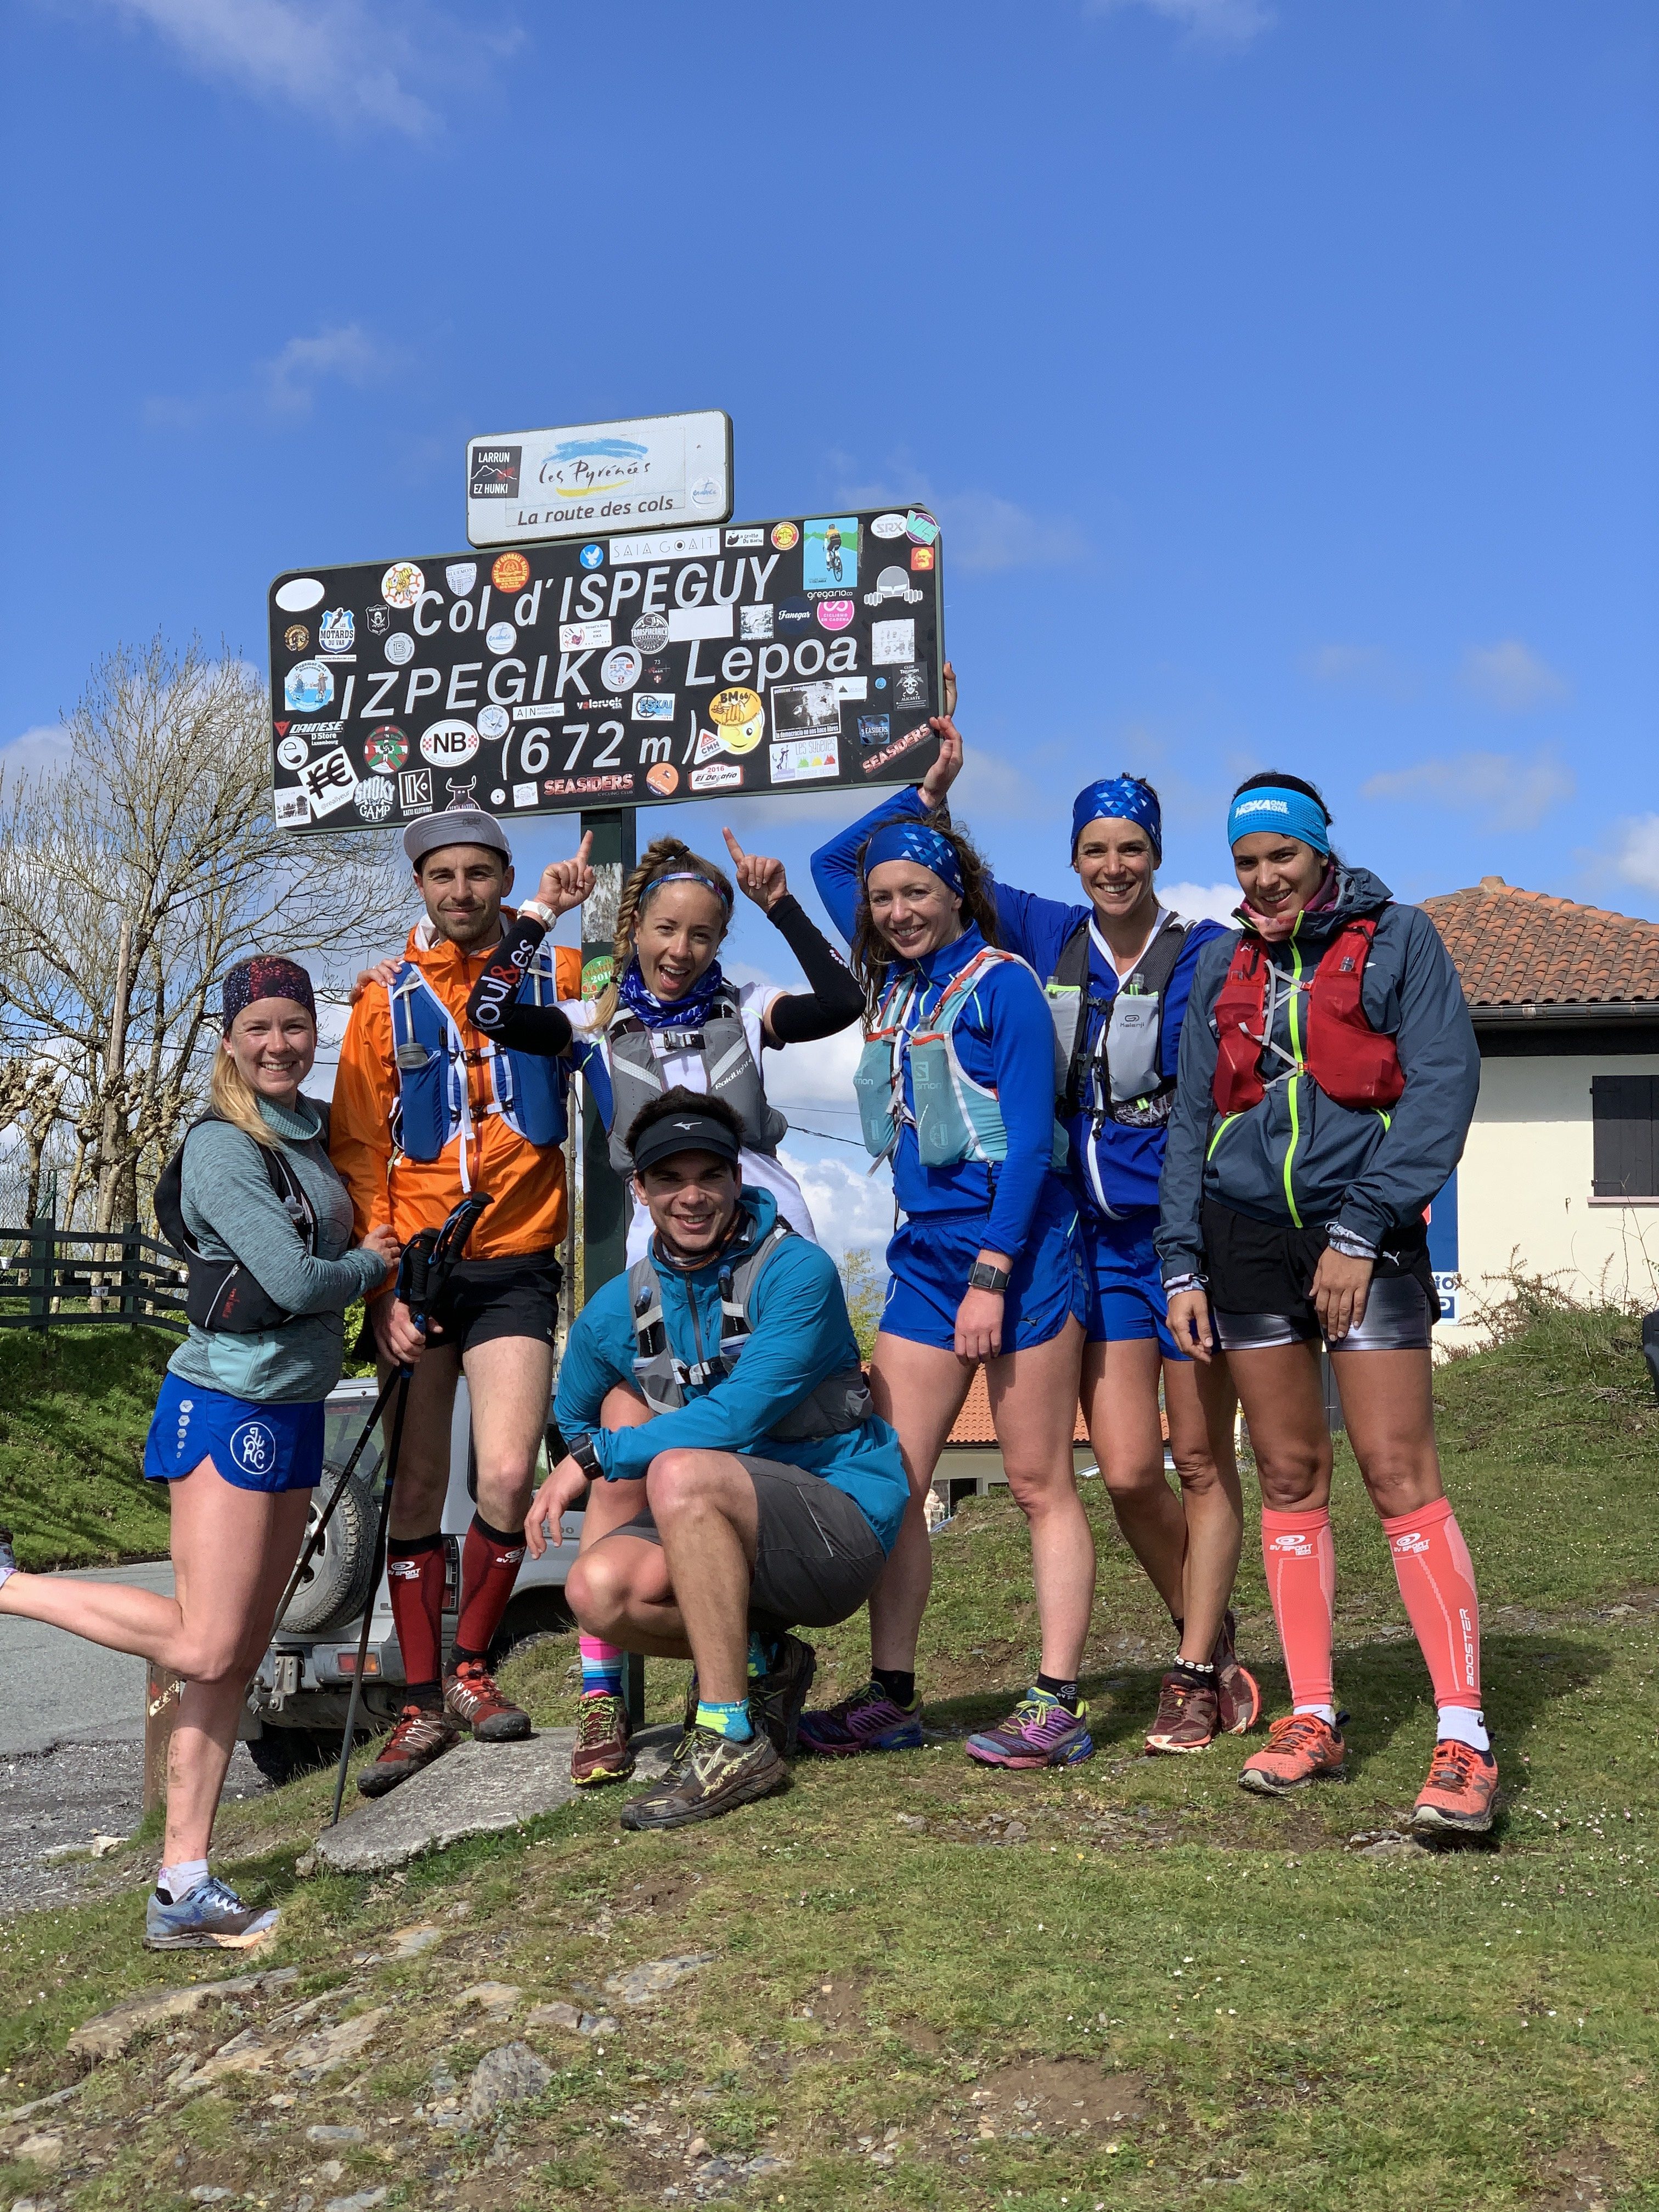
0, 635, 406, 1229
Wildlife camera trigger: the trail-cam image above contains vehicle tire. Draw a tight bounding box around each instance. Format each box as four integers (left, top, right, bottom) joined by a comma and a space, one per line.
246, 1726, 339, 1785
275, 1462, 379, 1635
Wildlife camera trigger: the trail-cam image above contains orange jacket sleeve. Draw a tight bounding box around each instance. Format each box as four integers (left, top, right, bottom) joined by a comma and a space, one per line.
330, 988, 397, 1244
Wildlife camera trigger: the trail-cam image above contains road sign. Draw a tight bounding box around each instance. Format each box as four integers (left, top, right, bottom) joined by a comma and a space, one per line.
267, 507, 945, 832
465, 410, 733, 548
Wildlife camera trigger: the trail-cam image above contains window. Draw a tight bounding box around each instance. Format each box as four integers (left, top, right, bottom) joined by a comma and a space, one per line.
1591, 1074, 1659, 1199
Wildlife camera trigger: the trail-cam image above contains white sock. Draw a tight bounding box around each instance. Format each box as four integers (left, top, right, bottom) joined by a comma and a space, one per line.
1436, 1706, 1491, 1753
157, 1858, 209, 1903
1293, 1702, 1339, 1728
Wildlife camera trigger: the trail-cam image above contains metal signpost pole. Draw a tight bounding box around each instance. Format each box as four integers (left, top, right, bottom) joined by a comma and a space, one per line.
578, 804, 644, 1725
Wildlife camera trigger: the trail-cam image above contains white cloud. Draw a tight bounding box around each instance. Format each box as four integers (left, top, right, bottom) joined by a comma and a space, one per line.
1159, 878, 1240, 923
1304, 642, 1415, 699
777, 1147, 892, 1262
1360, 749, 1574, 833
1459, 639, 1568, 714
1085, 0, 1274, 50
1, 723, 75, 777
262, 323, 400, 416
1606, 816, 1659, 895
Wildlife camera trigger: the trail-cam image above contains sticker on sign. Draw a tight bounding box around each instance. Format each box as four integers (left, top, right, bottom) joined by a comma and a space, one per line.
465, 411, 732, 549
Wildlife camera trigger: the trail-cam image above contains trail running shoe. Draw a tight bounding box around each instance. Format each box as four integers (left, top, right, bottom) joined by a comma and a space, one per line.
356, 1703, 462, 1797
1144, 1671, 1220, 1754
570, 1690, 634, 1787
751, 1634, 817, 1759
619, 1725, 787, 1831
797, 1681, 924, 1758
1411, 1739, 1499, 1836
967, 1692, 1094, 1770
1238, 1712, 1347, 1797
444, 1660, 532, 1742
145, 1876, 279, 1952
1212, 1610, 1261, 1736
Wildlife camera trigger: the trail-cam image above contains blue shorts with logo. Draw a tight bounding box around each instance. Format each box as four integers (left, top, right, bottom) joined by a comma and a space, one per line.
143, 1372, 325, 1494
879, 1187, 1084, 1355
1080, 1203, 1182, 1358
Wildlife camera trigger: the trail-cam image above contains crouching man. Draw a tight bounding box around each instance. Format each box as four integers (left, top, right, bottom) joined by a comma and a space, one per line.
523, 1088, 907, 1830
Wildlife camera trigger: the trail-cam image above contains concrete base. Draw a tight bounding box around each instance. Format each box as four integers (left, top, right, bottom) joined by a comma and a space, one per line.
314, 1722, 681, 1874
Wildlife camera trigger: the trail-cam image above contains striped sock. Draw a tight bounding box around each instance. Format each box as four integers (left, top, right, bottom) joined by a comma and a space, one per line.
579, 1636, 624, 1697
695, 1699, 754, 1742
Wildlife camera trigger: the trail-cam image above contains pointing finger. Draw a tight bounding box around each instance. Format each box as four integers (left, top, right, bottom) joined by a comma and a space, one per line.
721, 826, 746, 863
575, 831, 592, 864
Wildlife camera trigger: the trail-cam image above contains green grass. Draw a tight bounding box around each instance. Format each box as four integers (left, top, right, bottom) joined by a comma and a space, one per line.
0, 1326, 175, 1567
1, 1301, 1656, 2208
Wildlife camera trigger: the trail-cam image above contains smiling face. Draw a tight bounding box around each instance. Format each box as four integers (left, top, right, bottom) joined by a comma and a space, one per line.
223, 997, 316, 1105
634, 881, 727, 1000
865, 859, 964, 962
1074, 816, 1157, 924
1231, 832, 1328, 921
634, 1150, 742, 1262
416, 845, 515, 951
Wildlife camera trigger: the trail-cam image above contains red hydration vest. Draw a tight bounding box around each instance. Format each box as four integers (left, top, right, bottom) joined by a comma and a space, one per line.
1211, 916, 1405, 1115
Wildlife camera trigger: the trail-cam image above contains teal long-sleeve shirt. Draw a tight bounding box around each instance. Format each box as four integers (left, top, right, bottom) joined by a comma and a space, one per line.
553, 1189, 908, 1553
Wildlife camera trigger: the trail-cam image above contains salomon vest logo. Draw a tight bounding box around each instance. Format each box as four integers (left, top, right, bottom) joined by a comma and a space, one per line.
229, 1420, 278, 1477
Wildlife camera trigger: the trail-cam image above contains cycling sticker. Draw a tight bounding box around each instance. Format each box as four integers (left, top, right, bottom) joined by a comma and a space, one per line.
803, 518, 859, 593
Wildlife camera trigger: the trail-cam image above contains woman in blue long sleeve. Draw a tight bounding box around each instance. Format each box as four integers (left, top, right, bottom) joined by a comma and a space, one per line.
912, 714, 1260, 1757
801, 761, 1093, 1770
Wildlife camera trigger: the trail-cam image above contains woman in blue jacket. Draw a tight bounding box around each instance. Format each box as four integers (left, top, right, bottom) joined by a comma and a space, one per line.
914, 710, 1258, 1756
803, 769, 1092, 1770
1158, 772, 1496, 1835
0, 958, 398, 1946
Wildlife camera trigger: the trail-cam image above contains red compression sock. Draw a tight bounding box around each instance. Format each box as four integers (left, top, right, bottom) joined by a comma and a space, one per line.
451, 1513, 526, 1665
1381, 1496, 1482, 1709
386, 1532, 445, 1694
1260, 1506, 1337, 1711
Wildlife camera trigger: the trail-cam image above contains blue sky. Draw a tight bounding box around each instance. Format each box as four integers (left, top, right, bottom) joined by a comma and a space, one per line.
2, 0, 1654, 1245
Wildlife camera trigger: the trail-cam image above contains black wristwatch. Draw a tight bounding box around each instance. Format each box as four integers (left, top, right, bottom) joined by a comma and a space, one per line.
569, 1434, 602, 1482
968, 1260, 1010, 1295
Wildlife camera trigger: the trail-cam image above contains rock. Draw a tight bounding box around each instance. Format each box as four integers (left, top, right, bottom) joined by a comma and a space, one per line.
14, 2133, 64, 2165
313, 1724, 681, 1874
189, 2190, 234, 2203
388, 1925, 443, 1959
467, 2041, 552, 2120
323, 2194, 387, 2212
286, 2007, 390, 2078
526, 2001, 618, 2039
307, 2125, 365, 2144
68, 1968, 288, 2059
455, 1982, 522, 2014
605, 1952, 716, 2008
88, 1833, 127, 1858
175, 2025, 276, 2090
1350, 1830, 1430, 1861
317, 2162, 345, 2182
894, 1813, 928, 1831
294, 1850, 319, 1879
0, 2081, 78, 2125
687, 2136, 711, 2159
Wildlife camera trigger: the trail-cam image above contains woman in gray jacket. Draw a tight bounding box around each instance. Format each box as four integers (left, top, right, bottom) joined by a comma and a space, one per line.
0, 957, 398, 1949
1157, 774, 1495, 1836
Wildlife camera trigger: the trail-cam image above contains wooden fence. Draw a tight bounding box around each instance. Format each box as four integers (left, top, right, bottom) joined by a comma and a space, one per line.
0, 1221, 188, 1331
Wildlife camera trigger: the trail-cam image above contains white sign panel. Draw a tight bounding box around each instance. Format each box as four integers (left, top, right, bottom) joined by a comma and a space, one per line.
466, 410, 733, 548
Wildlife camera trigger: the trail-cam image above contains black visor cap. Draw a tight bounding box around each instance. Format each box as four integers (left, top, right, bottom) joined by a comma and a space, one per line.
629, 1111, 743, 1178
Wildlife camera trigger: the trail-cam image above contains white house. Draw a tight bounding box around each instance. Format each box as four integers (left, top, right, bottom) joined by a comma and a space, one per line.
1423, 877, 1659, 1341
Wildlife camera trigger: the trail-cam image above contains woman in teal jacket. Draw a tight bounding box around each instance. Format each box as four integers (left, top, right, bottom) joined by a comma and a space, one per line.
0, 958, 398, 1948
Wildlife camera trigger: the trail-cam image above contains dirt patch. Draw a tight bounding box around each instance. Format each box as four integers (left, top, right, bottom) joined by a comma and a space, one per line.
978, 2057, 1148, 2134
1530, 2136, 1621, 2209
798, 1970, 870, 2030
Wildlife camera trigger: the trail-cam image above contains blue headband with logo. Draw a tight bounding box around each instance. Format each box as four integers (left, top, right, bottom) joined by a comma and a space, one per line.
862, 820, 965, 899
1070, 776, 1162, 864
1226, 786, 1331, 855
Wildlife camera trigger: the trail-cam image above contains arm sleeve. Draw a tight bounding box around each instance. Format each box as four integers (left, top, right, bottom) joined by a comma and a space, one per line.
985, 877, 1087, 975
808, 786, 930, 948
592, 1246, 849, 1481
763, 894, 865, 1043
551, 1296, 631, 1447
1155, 939, 1227, 1282
970, 963, 1062, 1264
1335, 910, 1482, 1248
463, 913, 574, 1057
184, 1128, 387, 1313
328, 996, 396, 1246
490, 1000, 574, 1057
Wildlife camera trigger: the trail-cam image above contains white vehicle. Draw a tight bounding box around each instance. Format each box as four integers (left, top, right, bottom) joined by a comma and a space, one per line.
245, 1373, 585, 1781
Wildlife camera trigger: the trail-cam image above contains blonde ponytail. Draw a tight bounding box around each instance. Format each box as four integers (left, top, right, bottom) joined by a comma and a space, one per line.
591, 836, 735, 1025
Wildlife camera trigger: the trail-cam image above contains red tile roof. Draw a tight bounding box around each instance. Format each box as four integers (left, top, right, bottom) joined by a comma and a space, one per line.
1421, 878, 1659, 1009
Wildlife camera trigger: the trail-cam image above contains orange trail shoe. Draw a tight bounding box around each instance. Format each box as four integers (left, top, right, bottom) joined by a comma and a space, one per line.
1411, 1738, 1498, 1836
1238, 1711, 1347, 1797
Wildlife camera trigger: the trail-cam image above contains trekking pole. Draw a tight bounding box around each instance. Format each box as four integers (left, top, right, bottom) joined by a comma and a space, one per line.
327, 1195, 491, 1827
270, 1363, 404, 1639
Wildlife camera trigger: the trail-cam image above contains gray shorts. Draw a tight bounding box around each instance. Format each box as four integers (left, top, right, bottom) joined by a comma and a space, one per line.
601, 1455, 887, 1635
1214, 1272, 1434, 1354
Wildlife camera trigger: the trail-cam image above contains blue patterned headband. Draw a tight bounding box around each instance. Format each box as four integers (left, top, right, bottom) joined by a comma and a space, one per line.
862, 820, 965, 899
1071, 777, 1162, 864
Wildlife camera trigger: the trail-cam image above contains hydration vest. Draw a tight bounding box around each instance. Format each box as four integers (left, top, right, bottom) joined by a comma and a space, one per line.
1211, 916, 1405, 1115
1044, 911, 1192, 1131
154, 1109, 320, 1333
387, 955, 568, 1177
603, 992, 786, 1178
854, 945, 1069, 1172
627, 1216, 873, 1443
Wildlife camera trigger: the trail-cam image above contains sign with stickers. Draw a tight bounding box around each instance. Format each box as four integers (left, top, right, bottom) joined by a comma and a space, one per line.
465, 410, 733, 549
267, 509, 945, 832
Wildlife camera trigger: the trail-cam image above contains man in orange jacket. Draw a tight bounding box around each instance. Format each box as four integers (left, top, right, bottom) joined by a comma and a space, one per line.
331, 808, 591, 1794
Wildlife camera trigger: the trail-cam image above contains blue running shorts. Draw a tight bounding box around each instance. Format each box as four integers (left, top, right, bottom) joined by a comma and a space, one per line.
1080, 1204, 1183, 1358
143, 1372, 325, 1494
879, 1186, 1083, 1354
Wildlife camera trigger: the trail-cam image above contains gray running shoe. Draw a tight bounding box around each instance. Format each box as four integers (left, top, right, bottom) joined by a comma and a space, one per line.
145, 1875, 279, 1951
619, 1726, 787, 1831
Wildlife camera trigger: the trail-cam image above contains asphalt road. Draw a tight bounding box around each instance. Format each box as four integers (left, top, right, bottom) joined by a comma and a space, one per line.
1, 1558, 177, 1756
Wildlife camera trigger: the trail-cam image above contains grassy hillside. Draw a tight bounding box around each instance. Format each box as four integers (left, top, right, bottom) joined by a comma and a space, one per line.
0, 1327, 176, 1567
0, 1301, 1655, 2209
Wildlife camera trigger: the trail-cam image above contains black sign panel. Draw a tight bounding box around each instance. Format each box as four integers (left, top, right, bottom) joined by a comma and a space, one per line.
267, 509, 943, 832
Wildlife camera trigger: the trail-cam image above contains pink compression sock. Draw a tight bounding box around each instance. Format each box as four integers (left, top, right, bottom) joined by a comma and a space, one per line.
1381, 1496, 1482, 1709
579, 1636, 624, 1695
1260, 1506, 1337, 1711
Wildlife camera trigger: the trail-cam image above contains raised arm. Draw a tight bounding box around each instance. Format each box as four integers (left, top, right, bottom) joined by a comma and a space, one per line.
719, 828, 863, 1043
